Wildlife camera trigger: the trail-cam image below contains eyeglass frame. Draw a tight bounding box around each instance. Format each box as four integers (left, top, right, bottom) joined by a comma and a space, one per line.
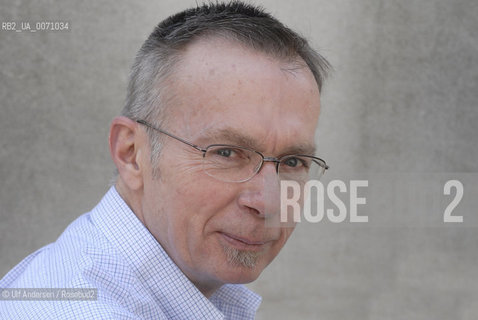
136, 119, 329, 182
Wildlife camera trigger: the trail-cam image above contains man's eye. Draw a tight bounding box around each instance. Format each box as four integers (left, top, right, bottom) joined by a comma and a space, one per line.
216, 148, 234, 157
283, 157, 308, 169
284, 157, 299, 167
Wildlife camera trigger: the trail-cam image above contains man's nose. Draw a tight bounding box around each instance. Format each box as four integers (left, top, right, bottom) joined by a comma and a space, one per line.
237, 162, 281, 218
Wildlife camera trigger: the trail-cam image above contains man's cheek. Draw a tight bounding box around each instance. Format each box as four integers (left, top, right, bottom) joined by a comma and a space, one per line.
183, 181, 236, 206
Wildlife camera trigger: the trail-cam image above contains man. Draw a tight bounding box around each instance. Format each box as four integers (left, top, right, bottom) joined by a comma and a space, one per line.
0, 1, 329, 319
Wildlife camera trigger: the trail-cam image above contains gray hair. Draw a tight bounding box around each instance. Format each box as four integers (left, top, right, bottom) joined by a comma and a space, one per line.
121, 1, 331, 172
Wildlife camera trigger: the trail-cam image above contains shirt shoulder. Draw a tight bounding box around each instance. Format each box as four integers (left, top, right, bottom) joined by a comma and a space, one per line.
0, 210, 165, 319
0, 210, 112, 288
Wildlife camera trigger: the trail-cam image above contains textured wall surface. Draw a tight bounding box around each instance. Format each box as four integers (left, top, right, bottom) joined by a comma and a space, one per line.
1, 0, 477, 319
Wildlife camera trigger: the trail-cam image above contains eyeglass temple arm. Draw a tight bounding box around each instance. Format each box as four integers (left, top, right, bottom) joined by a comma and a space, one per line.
135, 120, 206, 153
313, 158, 329, 170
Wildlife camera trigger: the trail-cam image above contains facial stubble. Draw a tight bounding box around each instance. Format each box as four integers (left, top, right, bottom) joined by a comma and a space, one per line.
220, 243, 262, 269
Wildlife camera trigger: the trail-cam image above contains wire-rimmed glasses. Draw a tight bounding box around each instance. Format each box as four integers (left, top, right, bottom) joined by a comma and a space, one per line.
136, 119, 329, 183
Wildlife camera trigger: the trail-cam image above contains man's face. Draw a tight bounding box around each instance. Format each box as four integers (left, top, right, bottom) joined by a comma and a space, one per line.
140, 38, 321, 295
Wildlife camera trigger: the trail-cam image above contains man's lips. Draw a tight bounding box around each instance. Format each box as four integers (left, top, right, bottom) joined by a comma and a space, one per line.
219, 232, 272, 250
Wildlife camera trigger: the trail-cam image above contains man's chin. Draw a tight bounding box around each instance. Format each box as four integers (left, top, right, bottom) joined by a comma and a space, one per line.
215, 256, 269, 285
217, 265, 264, 285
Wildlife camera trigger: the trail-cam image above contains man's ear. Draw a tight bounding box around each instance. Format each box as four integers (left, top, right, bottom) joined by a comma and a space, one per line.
109, 116, 146, 191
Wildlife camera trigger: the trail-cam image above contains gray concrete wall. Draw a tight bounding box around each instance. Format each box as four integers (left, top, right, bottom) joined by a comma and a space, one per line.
1, 0, 477, 319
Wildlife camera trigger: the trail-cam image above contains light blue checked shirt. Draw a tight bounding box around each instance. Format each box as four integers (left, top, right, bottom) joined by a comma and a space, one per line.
0, 187, 261, 319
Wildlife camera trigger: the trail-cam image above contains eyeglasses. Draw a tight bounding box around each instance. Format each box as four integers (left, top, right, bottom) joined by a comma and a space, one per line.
136, 119, 329, 183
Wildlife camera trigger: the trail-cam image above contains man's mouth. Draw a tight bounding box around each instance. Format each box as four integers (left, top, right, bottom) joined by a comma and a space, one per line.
219, 232, 269, 251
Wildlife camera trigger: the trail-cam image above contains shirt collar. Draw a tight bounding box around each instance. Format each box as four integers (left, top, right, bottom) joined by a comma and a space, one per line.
90, 186, 261, 319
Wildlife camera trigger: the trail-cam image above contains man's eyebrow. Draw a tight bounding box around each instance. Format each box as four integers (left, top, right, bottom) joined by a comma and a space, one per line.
200, 128, 260, 149
281, 143, 317, 156
199, 128, 317, 155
